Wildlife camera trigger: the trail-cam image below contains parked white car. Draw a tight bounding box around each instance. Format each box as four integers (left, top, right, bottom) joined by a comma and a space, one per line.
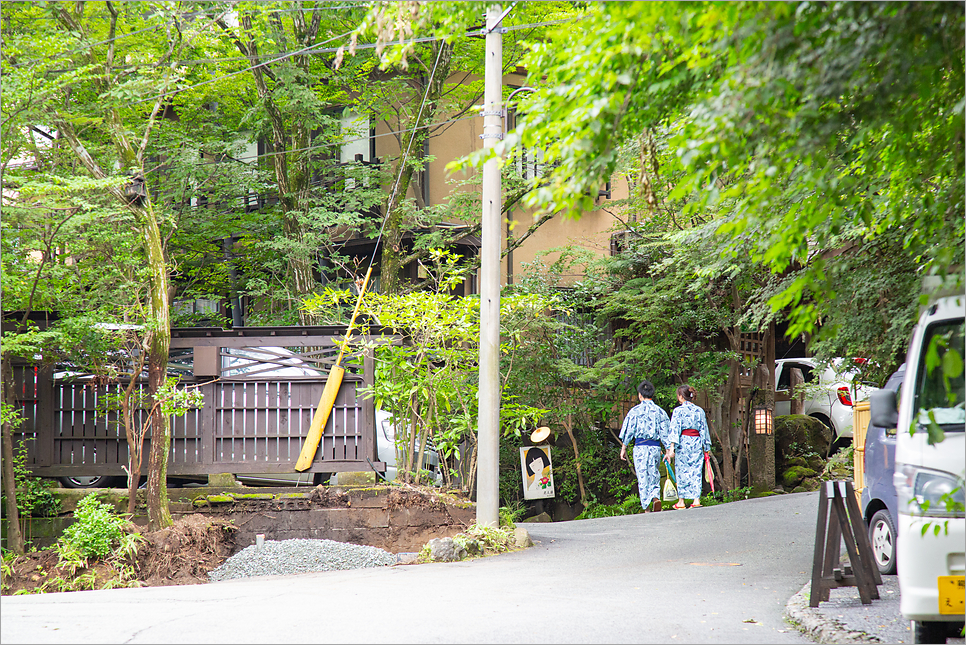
774, 357, 874, 444
331, 409, 441, 485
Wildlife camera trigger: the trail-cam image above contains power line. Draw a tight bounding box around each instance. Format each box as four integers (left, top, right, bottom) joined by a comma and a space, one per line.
6, 3, 367, 69
6, 16, 575, 76
126, 16, 573, 107
129, 28, 356, 106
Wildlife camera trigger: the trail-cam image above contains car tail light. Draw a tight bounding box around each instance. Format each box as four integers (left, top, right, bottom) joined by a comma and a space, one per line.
837, 387, 853, 406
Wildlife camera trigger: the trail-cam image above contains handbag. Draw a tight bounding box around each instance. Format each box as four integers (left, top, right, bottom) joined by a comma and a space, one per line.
662, 457, 678, 502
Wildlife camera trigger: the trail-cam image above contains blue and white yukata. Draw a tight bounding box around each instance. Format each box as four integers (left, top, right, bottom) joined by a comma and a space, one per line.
619, 400, 671, 504
669, 401, 712, 500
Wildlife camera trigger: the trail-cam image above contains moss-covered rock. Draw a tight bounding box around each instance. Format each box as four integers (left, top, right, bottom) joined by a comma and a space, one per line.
775, 415, 832, 465
782, 466, 818, 489
801, 477, 823, 491
806, 455, 825, 472
784, 456, 808, 469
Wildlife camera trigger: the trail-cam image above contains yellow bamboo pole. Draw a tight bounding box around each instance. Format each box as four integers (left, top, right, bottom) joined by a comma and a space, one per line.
295, 267, 373, 472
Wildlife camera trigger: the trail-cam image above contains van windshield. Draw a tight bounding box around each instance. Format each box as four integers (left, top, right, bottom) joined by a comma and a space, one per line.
914, 319, 965, 432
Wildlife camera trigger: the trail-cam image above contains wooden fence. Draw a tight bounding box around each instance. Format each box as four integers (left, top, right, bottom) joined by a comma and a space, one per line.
10, 326, 391, 479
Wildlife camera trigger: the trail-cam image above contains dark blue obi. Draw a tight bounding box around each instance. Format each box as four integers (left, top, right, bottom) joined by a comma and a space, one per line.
635, 439, 661, 447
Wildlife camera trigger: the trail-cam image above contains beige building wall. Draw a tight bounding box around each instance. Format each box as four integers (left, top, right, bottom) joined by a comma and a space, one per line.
372, 72, 628, 287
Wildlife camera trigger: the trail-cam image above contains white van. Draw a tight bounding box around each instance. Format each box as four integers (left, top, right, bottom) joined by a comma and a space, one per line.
871, 295, 965, 643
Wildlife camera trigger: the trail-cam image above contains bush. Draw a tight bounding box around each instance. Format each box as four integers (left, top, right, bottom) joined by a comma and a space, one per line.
575, 494, 643, 519
60, 495, 127, 559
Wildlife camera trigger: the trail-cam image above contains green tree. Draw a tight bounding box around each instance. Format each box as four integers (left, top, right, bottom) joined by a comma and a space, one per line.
501, 1, 963, 340
1, 1, 240, 529
343, 1, 579, 294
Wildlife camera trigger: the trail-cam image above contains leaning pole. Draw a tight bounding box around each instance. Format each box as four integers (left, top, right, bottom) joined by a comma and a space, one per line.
476, 3, 503, 527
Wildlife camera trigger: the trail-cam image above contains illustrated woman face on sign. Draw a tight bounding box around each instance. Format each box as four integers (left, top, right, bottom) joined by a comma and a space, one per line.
525, 447, 551, 487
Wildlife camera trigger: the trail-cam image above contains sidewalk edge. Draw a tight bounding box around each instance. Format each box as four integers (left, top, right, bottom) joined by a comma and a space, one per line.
785, 581, 883, 644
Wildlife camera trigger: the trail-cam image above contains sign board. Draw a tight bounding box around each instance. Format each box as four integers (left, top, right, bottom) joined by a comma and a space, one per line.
520, 446, 554, 500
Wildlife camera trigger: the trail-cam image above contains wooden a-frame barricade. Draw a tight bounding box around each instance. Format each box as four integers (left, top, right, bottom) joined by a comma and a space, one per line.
810, 479, 882, 607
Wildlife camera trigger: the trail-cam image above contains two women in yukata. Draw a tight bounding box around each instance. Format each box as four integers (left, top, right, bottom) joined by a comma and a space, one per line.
618, 380, 672, 513
620, 381, 712, 512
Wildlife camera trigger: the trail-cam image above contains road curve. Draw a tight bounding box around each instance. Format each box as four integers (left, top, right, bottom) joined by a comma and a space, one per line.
1, 492, 819, 644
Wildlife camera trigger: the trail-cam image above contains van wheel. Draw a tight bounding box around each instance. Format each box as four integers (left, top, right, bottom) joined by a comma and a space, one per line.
913, 621, 949, 644
868, 510, 897, 575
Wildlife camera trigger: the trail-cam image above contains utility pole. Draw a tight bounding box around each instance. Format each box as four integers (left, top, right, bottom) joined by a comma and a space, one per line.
477, 3, 503, 527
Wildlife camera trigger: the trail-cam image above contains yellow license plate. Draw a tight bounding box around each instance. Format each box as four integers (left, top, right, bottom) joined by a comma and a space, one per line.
938, 576, 965, 615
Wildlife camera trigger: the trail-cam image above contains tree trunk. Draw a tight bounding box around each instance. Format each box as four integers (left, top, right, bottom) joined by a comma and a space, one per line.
380, 156, 419, 295
380, 40, 453, 295
142, 204, 173, 531
218, 11, 324, 321
121, 377, 144, 517
563, 412, 589, 506
1, 357, 24, 554
719, 357, 740, 490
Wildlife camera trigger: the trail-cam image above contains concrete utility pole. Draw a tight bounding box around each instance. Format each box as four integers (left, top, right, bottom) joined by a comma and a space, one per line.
476, 3, 503, 527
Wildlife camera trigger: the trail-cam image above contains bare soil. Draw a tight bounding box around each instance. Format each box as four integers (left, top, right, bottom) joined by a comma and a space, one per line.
2, 485, 474, 594
3, 514, 238, 594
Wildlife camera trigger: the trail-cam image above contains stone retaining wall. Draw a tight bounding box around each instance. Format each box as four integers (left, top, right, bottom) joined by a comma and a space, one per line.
2, 485, 476, 554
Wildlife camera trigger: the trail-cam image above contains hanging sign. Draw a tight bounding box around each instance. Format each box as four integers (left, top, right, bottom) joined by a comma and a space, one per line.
521, 446, 554, 500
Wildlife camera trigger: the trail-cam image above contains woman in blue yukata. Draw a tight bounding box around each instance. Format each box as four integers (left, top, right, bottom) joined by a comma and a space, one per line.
668, 384, 711, 509
618, 380, 672, 513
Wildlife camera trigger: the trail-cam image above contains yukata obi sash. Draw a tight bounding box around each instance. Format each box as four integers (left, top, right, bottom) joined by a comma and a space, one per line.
636, 439, 661, 447
681, 429, 701, 437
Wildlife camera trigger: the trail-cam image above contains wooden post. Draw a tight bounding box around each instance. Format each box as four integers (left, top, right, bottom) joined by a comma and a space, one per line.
852, 400, 871, 506
749, 364, 776, 490
789, 368, 805, 416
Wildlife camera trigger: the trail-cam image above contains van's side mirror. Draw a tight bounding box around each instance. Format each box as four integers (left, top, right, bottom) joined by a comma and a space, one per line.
870, 389, 899, 428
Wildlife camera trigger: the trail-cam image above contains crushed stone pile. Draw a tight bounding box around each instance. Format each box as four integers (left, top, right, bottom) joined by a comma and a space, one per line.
208, 538, 395, 582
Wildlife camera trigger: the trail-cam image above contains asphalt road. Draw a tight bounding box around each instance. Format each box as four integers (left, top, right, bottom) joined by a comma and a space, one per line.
0, 492, 820, 644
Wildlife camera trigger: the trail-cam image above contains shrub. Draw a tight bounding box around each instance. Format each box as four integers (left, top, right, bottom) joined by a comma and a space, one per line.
60, 495, 127, 559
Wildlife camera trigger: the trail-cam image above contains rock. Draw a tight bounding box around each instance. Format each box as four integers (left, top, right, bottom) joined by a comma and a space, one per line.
801, 477, 823, 492
464, 539, 482, 556
782, 466, 818, 489
395, 552, 419, 565
513, 527, 533, 549
792, 485, 808, 493
785, 457, 808, 469
522, 512, 552, 523
338, 472, 376, 485
806, 456, 825, 472
427, 537, 465, 562
775, 415, 832, 465
207, 473, 240, 487
550, 501, 583, 522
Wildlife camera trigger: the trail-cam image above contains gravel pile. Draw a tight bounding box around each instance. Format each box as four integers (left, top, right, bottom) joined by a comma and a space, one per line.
208, 538, 396, 582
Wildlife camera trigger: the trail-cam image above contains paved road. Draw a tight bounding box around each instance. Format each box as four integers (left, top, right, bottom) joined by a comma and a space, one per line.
1, 493, 819, 644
